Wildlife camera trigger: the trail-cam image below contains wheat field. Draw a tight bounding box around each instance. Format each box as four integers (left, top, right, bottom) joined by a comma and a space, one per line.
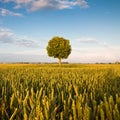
0, 64, 120, 120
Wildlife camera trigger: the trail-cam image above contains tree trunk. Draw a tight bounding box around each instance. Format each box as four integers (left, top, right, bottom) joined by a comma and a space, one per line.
58, 58, 61, 65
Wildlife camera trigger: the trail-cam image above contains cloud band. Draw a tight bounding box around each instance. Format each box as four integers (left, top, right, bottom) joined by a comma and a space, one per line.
1, 0, 89, 11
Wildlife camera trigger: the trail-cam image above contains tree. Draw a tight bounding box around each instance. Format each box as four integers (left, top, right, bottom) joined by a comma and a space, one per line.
46, 36, 71, 64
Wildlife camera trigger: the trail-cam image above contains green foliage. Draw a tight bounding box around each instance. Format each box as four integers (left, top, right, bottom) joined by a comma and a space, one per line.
0, 64, 120, 120
46, 36, 71, 64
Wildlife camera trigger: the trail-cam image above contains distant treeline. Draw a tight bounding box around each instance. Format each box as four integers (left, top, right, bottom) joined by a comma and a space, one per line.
0, 61, 120, 64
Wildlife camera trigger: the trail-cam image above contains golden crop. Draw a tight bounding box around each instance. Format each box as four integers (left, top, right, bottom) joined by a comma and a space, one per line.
0, 64, 120, 120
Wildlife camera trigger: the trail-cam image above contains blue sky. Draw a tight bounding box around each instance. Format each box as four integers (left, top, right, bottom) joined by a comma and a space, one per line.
0, 0, 120, 63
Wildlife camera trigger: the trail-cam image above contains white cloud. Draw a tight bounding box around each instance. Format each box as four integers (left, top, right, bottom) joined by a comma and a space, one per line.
0, 28, 40, 48
0, 28, 14, 43
0, 53, 41, 63
78, 37, 98, 43
0, 8, 22, 16
3, 0, 32, 4
15, 49, 46, 55
69, 37, 120, 63
77, 37, 111, 48
68, 47, 120, 63
0, 53, 56, 63
15, 37, 40, 47
1, 0, 89, 11
30, 0, 54, 11
30, 0, 89, 11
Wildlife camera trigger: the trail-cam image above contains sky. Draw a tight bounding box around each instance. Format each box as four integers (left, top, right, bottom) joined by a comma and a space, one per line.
0, 0, 120, 63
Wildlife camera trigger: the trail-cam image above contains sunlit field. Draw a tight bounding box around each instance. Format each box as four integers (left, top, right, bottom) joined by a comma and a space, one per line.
0, 64, 120, 120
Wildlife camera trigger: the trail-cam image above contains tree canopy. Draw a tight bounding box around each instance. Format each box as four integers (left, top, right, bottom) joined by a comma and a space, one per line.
46, 36, 71, 64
